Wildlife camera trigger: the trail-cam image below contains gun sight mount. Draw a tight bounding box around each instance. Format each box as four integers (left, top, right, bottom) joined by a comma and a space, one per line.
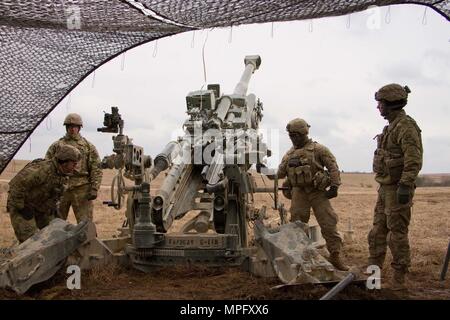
98, 106, 123, 133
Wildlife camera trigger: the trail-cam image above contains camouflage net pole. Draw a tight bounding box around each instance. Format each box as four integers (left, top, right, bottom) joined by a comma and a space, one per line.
319, 273, 357, 300
441, 240, 450, 281
0, 0, 449, 174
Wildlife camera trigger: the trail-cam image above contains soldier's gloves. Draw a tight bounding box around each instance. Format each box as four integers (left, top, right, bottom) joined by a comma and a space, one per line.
281, 180, 292, 200
87, 189, 98, 201
325, 186, 338, 199
397, 184, 411, 205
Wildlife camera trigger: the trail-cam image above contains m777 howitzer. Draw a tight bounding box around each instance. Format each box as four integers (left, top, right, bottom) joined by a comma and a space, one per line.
97, 55, 357, 287
99, 55, 273, 270
0, 56, 359, 295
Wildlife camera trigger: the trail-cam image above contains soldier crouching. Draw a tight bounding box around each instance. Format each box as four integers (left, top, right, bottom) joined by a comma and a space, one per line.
7, 145, 81, 243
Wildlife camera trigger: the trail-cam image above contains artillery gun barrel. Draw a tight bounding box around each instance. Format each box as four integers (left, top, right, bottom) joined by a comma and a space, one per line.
149, 141, 181, 180
152, 162, 187, 224
233, 55, 261, 96
214, 55, 261, 123
215, 96, 233, 123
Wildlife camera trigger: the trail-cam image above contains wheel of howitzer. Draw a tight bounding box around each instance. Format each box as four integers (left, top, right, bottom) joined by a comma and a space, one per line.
111, 173, 125, 209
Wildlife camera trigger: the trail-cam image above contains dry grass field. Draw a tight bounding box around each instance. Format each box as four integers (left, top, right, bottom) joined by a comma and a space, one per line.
0, 160, 449, 300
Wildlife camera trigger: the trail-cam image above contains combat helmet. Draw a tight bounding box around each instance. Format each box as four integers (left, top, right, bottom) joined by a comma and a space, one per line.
55, 145, 81, 162
286, 118, 310, 135
375, 84, 411, 109
63, 113, 83, 127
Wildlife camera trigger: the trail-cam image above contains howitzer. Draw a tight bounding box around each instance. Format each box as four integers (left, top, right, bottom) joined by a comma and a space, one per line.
150, 55, 268, 232
121, 55, 271, 270
98, 107, 152, 210
78, 56, 270, 272
97, 107, 160, 246
97, 56, 356, 285
0, 56, 358, 295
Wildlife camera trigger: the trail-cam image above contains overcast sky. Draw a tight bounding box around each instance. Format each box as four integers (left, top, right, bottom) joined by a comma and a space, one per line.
15, 4, 450, 173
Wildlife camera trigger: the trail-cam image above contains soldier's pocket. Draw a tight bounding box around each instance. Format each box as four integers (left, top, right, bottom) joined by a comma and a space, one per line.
385, 157, 404, 183
372, 207, 386, 225
288, 167, 297, 186
387, 206, 411, 231
302, 165, 312, 184
372, 151, 384, 174
383, 187, 397, 215
295, 166, 305, 185
313, 171, 330, 191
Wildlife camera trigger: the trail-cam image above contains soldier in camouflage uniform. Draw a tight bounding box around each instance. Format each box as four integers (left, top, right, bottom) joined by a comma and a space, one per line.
277, 118, 348, 271
369, 84, 423, 290
46, 113, 103, 223
7, 145, 81, 243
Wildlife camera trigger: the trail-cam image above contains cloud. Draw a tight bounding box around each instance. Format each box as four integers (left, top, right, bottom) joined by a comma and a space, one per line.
13, 5, 450, 174
378, 50, 450, 87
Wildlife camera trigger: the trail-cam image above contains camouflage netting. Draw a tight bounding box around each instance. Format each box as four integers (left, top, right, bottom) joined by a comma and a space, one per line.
0, 0, 449, 173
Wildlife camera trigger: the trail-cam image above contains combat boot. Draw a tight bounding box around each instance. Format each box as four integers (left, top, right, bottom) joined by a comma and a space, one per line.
364, 258, 383, 275
390, 270, 407, 291
328, 252, 349, 271
367, 257, 384, 270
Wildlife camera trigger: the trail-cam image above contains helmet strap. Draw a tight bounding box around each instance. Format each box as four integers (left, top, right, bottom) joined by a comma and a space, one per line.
290, 134, 309, 148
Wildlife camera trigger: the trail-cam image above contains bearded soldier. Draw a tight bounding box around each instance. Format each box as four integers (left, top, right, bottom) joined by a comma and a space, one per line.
7, 145, 81, 243
46, 113, 103, 222
369, 84, 423, 290
277, 118, 348, 271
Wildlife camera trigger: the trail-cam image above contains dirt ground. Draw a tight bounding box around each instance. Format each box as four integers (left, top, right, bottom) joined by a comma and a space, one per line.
0, 160, 449, 300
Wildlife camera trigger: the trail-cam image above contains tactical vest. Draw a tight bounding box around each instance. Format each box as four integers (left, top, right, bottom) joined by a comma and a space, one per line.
372, 115, 420, 185
55, 136, 92, 188
286, 142, 330, 190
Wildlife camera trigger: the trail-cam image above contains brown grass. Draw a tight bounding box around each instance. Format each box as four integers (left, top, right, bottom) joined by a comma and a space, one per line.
0, 161, 449, 300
